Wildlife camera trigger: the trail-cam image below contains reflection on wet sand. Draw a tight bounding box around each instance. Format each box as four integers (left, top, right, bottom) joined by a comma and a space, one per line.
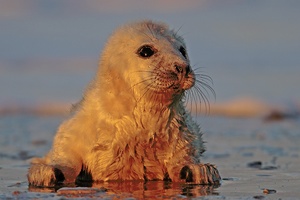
29, 181, 219, 199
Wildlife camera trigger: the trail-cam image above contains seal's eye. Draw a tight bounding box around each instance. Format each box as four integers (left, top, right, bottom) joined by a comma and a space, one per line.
137, 45, 155, 58
179, 46, 187, 59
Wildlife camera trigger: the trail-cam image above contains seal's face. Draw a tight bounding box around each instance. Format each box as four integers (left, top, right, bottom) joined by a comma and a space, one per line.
136, 43, 195, 93
124, 21, 196, 100
101, 21, 213, 108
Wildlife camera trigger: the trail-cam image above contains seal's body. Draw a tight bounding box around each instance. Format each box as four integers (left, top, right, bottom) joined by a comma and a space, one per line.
28, 20, 220, 187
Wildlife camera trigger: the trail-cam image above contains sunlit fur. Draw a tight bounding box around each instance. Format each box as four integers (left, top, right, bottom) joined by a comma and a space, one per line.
27, 20, 220, 187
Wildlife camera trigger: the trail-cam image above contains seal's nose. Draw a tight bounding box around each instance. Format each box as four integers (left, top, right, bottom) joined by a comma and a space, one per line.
185, 65, 191, 76
175, 63, 191, 77
175, 65, 183, 73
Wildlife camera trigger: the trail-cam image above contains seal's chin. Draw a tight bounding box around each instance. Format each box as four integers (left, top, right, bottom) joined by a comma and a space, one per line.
172, 82, 193, 93
160, 75, 195, 94
180, 73, 195, 91
181, 78, 195, 90
139, 69, 196, 99
157, 77, 195, 97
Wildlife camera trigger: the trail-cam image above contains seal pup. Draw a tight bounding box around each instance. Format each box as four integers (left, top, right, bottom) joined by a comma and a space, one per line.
28, 20, 221, 187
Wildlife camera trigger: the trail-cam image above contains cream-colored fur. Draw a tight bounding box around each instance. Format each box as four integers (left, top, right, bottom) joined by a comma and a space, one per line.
27, 20, 220, 187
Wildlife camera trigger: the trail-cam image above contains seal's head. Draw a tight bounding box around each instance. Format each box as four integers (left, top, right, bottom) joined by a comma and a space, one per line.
98, 20, 195, 106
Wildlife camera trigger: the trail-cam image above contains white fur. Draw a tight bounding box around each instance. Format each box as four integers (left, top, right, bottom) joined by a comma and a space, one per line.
28, 20, 220, 187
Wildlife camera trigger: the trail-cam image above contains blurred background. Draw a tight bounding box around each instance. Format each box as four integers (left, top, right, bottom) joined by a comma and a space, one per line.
1, 0, 300, 117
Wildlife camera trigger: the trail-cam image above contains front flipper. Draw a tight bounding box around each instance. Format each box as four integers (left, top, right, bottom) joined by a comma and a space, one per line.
180, 163, 221, 185
28, 163, 80, 187
27, 164, 65, 187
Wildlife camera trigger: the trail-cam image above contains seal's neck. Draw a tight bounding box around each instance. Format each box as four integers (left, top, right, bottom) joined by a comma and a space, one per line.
136, 89, 184, 108
133, 92, 185, 131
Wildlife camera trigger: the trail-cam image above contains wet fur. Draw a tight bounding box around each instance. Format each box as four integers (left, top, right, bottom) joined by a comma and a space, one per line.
27, 20, 220, 187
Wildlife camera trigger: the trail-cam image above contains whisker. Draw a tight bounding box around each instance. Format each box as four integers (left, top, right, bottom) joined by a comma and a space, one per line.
192, 86, 202, 114
191, 87, 199, 116
195, 80, 216, 100
133, 27, 154, 42
186, 90, 192, 114
173, 24, 184, 37
133, 70, 157, 74
130, 69, 160, 90
195, 80, 213, 100
195, 74, 214, 85
200, 74, 214, 84
192, 86, 205, 114
195, 84, 211, 114
146, 23, 156, 40
184, 65, 215, 115
131, 77, 156, 90
137, 80, 156, 103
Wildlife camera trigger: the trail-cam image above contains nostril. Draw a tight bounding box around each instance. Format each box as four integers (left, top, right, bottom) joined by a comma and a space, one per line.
186, 65, 191, 75
175, 65, 183, 73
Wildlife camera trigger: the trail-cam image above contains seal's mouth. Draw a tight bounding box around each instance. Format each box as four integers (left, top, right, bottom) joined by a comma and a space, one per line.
181, 72, 195, 90
159, 70, 195, 95
174, 69, 195, 91
135, 63, 196, 98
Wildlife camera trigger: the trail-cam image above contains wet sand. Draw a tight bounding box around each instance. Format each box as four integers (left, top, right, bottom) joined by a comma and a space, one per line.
0, 114, 299, 199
